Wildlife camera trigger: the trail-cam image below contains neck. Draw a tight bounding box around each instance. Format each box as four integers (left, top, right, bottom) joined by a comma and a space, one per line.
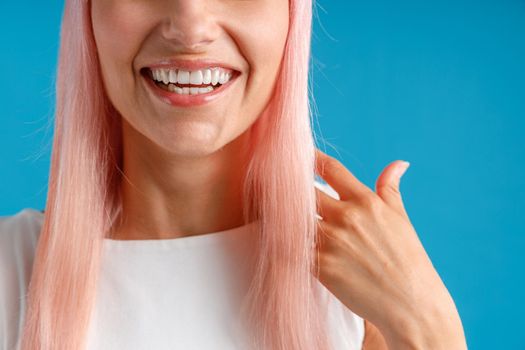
109, 119, 252, 240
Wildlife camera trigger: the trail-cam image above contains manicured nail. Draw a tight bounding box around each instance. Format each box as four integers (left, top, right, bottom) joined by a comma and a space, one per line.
397, 161, 410, 178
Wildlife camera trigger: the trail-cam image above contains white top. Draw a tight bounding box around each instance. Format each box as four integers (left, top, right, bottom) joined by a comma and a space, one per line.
0, 182, 364, 350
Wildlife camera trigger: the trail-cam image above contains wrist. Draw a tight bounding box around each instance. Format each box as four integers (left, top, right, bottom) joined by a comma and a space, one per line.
378, 297, 467, 350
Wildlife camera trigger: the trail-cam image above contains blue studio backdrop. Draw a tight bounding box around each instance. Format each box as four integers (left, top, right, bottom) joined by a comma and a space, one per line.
1, 1, 524, 349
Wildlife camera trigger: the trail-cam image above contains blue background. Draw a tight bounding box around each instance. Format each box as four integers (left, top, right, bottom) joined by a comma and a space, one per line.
1, 1, 524, 348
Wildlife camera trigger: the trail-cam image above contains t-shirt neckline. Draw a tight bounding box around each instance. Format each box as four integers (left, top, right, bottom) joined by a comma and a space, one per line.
32, 208, 258, 251
102, 220, 258, 251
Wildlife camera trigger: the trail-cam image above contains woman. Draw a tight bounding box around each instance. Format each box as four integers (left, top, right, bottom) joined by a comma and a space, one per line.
0, 0, 467, 349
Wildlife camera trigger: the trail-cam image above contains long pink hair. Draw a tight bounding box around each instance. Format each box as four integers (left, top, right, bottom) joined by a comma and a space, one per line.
19, 0, 333, 349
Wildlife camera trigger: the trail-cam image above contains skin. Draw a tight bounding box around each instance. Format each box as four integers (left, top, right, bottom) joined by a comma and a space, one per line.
91, 0, 466, 347
90, 0, 289, 240
314, 149, 468, 349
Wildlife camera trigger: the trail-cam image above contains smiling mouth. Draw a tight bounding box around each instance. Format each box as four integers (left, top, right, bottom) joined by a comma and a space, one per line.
140, 67, 237, 96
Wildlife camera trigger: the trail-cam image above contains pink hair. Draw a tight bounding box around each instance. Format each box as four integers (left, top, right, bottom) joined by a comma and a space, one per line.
19, 0, 333, 349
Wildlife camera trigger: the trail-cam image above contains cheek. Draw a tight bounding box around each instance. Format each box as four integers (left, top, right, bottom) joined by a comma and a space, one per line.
92, 1, 154, 57
242, 3, 288, 73
91, 1, 155, 97
226, 2, 289, 109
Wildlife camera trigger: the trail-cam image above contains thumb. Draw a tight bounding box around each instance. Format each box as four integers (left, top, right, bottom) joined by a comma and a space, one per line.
375, 160, 410, 217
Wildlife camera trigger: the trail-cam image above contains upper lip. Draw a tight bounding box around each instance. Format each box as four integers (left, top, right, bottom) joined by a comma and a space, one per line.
144, 58, 240, 73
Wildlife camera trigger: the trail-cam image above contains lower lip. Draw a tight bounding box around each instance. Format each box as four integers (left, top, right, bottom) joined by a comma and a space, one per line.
142, 71, 238, 108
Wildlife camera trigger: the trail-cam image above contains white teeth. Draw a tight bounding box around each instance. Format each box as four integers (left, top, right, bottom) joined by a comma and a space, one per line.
150, 67, 234, 90
158, 84, 215, 95
168, 69, 177, 84
218, 72, 227, 84
211, 69, 220, 85
202, 69, 212, 84
161, 69, 169, 85
189, 70, 203, 85
177, 70, 190, 84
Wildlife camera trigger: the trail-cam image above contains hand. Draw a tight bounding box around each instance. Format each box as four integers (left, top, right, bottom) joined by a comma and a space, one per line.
313, 148, 467, 349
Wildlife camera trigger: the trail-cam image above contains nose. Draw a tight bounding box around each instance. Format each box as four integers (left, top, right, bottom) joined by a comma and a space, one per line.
161, 0, 219, 52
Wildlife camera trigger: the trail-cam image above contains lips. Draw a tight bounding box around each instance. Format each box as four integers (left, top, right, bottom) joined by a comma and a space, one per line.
140, 67, 239, 107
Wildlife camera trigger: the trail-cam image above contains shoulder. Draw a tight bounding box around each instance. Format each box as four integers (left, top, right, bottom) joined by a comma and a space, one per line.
0, 207, 44, 245
0, 208, 44, 271
0, 208, 45, 350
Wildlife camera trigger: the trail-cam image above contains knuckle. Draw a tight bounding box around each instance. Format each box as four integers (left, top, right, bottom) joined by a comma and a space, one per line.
341, 208, 366, 234
379, 183, 401, 197
390, 185, 401, 196
358, 193, 382, 213
340, 206, 361, 229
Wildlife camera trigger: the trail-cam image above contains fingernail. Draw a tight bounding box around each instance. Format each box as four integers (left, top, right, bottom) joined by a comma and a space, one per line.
397, 161, 410, 178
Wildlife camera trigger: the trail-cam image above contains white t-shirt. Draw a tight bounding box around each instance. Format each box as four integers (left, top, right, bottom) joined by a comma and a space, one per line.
0, 182, 365, 350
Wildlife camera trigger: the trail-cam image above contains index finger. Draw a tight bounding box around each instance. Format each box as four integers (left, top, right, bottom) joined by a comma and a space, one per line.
315, 148, 373, 201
